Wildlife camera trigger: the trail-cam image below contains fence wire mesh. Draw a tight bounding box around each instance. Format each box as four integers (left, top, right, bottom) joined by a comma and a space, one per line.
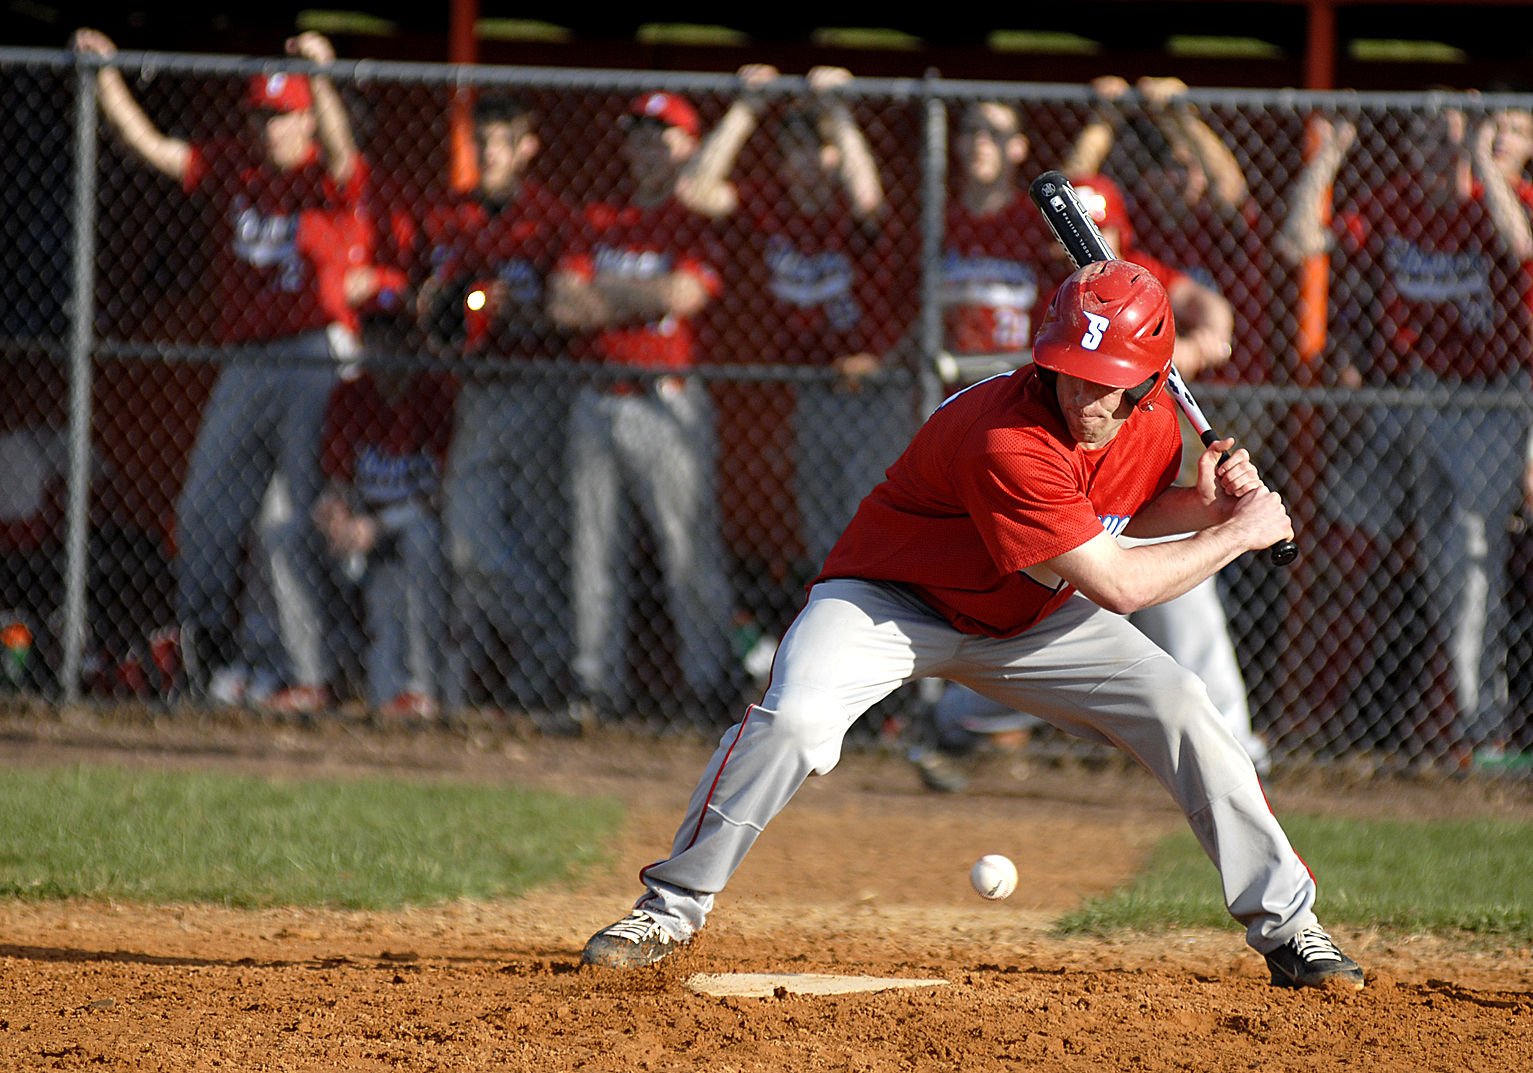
3, 46, 1532, 775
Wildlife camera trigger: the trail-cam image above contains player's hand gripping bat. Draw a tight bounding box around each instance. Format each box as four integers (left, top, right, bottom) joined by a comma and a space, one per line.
1027, 169, 1298, 567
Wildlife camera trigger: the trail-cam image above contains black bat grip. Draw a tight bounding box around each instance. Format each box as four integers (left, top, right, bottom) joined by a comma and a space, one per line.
1200, 431, 1298, 567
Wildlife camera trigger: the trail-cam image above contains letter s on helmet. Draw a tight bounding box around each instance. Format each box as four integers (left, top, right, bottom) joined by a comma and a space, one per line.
1031, 259, 1174, 410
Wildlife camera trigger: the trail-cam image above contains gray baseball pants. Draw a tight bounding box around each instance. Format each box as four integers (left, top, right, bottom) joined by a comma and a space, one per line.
175, 332, 338, 674
567, 377, 734, 707
443, 376, 571, 708
637, 578, 1319, 955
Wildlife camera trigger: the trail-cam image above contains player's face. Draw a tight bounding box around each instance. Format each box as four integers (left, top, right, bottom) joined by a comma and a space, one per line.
255, 108, 316, 170
478, 121, 537, 195
1053, 372, 1134, 449
957, 103, 1024, 184
623, 119, 692, 180
1490, 108, 1533, 175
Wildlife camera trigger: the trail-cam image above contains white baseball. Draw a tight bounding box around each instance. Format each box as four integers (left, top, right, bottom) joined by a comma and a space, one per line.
970, 853, 1018, 900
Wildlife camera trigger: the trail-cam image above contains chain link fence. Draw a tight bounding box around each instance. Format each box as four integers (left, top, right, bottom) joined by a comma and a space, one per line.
3, 45, 1532, 775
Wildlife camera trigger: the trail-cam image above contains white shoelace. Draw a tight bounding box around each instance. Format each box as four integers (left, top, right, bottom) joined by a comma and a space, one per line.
1290, 927, 1344, 963
605, 910, 670, 944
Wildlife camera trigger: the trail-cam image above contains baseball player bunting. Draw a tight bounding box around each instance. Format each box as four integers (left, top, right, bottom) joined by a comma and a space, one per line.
1028, 170, 1298, 567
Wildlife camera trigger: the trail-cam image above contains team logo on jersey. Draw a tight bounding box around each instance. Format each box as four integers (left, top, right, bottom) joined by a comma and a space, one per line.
1098, 513, 1131, 537
1080, 311, 1110, 350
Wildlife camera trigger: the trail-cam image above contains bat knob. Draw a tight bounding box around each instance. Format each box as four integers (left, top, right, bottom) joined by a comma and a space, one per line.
1268, 539, 1299, 568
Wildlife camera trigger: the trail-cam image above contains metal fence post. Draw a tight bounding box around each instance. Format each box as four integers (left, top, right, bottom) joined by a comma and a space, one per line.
62, 59, 100, 703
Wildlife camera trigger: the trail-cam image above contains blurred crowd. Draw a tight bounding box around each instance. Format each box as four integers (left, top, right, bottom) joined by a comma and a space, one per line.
3, 32, 1532, 769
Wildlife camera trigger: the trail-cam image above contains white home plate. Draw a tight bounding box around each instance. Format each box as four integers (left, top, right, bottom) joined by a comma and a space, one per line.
686, 973, 949, 998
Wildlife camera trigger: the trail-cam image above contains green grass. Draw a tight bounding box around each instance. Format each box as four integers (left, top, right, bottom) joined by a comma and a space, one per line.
0, 765, 621, 909
1057, 815, 1533, 943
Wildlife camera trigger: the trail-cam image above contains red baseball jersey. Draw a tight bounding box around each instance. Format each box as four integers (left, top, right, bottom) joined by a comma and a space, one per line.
1336, 175, 1529, 381
557, 198, 723, 369
817, 365, 1180, 637
319, 371, 458, 508
421, 181, 575, 358
712, 178, 900, 363
296, 160, 411, 335
183, 139, 360, 344
940, 195, 1070, 358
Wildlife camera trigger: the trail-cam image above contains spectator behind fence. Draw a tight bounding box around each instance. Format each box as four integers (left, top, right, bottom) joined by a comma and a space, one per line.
547, 90, 738, 726
934, 99, 1071, 389
911, 171, 1266, 793
680, 64, 912, 580
1276, 100, 1533, 766
261, 151, 419, 715
72, 28, 369, 707
308, 355, 457, 721
416, 93, 579, 726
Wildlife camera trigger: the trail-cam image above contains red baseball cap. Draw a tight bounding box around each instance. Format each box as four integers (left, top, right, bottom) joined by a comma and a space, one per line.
1070, 173, 1133, 245
246, 72, 313, 113
623, 91, 700, 137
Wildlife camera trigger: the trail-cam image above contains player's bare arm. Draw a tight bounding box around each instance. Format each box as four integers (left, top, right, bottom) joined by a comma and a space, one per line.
675, 64, 778, 218
548, 269, 709, 329
286, 31, 358, 186
1274, 116, 1354, 264
72, 28, 191, 181
808, 66, 885, 221
1048, 479, 1291, 615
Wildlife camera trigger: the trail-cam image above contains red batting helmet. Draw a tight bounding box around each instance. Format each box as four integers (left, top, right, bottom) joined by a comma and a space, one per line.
1032, 259, 1174, 410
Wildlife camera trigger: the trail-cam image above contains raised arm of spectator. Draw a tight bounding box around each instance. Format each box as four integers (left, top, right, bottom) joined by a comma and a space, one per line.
1274, 116, 1355, 265
1472, 110, 1533, 263
1062, 75, 1129, 177
1138, 76, 1250, 212
807, 66, 885, 221
286, 31, 358, 188
676, 63, 779, 218
71, 28, 191, 182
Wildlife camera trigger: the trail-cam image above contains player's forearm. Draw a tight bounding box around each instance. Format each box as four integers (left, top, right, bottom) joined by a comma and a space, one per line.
310, 75, 359, 186
826, 105, 885, 219
96, 67, 189, 180
676, 100, 756, 217
1275, 155, 1343, 264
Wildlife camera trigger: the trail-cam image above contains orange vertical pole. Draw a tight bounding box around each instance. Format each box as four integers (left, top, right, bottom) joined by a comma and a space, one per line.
1297, 0, 1335, 363
449, 0, 479, 192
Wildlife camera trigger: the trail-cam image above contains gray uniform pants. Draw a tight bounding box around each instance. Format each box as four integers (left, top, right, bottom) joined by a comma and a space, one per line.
1319, 372, 1527, 748
933, 550, 1267, 770
359, 502, 451, 707
175, 332, 338, 671
444, 377, 571, 708
568, 377, 734, 707
638, 579, 1318, 955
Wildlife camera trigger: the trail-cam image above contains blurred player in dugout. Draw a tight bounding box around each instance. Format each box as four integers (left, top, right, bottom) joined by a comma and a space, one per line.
72, 28, 390, 712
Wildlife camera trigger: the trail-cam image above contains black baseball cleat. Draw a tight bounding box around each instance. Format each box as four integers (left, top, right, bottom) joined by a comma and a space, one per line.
581, 909, 688, 969
1264, 925, 1365, 990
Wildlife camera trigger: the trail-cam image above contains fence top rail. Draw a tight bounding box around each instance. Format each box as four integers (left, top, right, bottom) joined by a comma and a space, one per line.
8, 45, 1533, 111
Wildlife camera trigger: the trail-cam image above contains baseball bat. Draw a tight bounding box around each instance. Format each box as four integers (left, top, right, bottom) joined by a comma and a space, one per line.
1027, 169, 1298, 567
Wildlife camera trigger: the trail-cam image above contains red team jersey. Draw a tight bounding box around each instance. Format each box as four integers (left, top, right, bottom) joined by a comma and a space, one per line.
1336, 175, 1530, 381
183, 140, 360, 343
421, 181, 575, 358
557, 198, 724, 370
819, 366, 1180, 638
939, 195, 1070, 359
715, 178, 900, 363
319, 372, 458, 508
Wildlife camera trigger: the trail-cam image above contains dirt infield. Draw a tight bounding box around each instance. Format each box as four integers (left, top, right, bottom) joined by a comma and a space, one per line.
2, 708, 1531, 1071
